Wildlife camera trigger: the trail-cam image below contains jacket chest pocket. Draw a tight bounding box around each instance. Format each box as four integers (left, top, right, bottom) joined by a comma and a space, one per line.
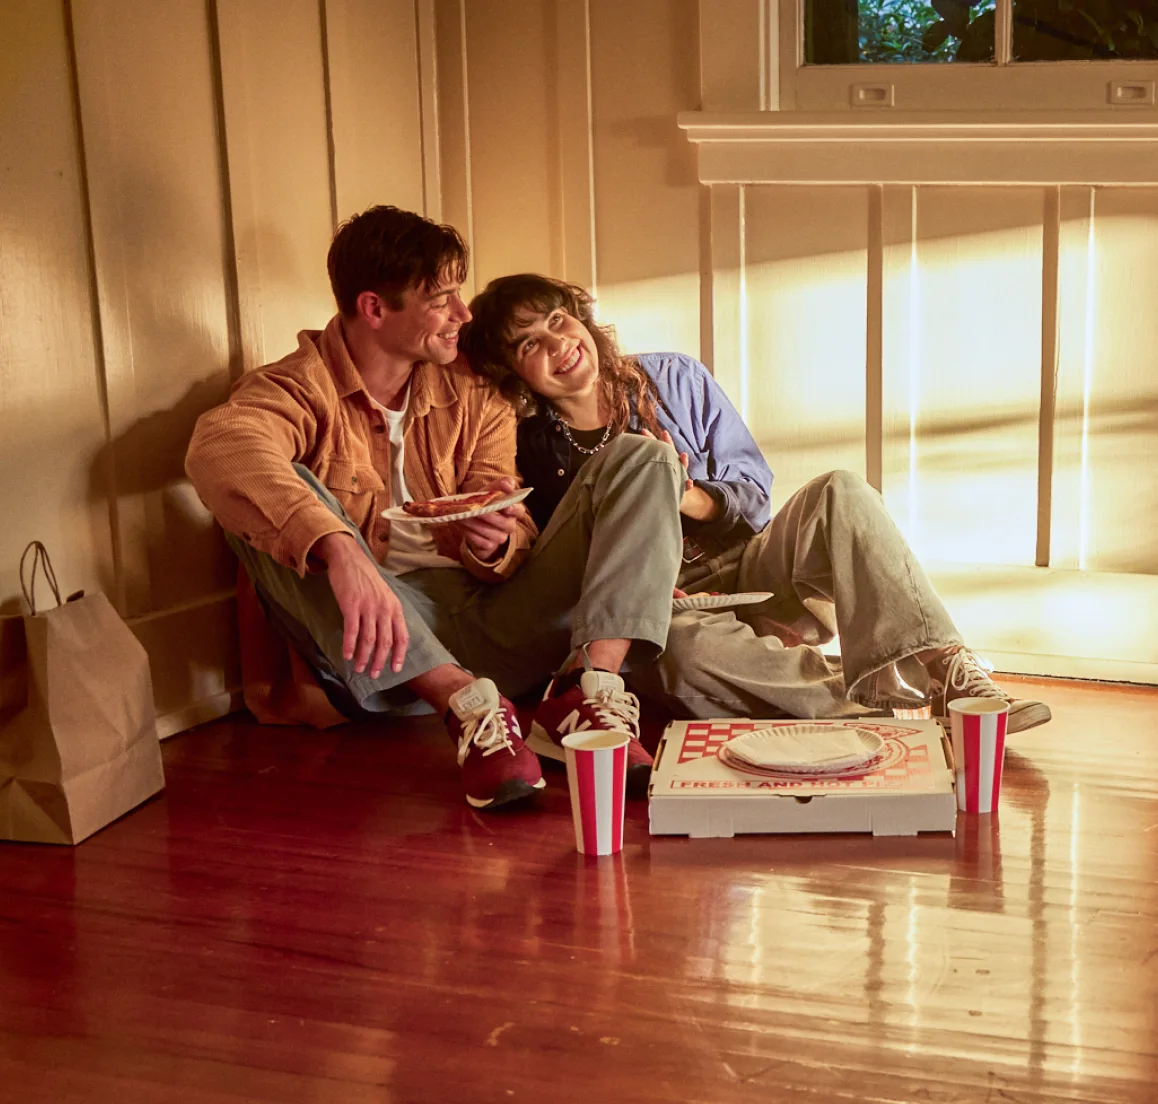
321, 461, 386, 526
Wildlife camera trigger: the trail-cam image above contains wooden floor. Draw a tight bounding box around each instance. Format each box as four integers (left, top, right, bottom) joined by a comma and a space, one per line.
2, 675, 1157, 1103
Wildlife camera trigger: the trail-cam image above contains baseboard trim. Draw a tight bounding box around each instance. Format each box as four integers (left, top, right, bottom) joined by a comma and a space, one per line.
156, 689, 244, 740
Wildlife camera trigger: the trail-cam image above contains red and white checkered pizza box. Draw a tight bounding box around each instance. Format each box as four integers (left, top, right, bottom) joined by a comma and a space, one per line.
649, 717, 956, 838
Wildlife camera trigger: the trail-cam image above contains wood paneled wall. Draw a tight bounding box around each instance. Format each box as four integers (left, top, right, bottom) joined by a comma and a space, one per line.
0, 0, 705, 735
436, 0, 703, 353
11, 0, 1142, 730
0, 0, 438, 735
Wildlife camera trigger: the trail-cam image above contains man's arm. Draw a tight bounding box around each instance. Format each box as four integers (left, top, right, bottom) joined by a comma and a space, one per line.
186, 370, 350, 575
314, 532, 409, 677
188, 368, 411, 677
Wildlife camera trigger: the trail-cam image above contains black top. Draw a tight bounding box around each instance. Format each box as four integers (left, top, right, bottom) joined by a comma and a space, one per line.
517, 408, 737, 559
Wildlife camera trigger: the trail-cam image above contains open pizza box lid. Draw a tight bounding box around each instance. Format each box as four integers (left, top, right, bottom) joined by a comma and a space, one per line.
648, 717, 956, 838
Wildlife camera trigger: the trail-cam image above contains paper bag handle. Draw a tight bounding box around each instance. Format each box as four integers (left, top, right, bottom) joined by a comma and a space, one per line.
19, 541, 63, 615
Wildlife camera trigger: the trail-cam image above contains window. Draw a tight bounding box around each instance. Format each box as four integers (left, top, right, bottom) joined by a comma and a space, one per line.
781, 0, 1158, 109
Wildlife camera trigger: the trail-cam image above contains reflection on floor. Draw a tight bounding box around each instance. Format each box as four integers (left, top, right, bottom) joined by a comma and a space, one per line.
1, 675, 1155, 1102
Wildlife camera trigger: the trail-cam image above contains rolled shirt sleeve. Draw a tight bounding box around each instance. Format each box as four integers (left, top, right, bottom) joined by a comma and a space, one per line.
644, 353, 773, 545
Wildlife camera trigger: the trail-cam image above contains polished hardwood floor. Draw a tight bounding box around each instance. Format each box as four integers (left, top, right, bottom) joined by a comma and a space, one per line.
2, 675, 1156, 1103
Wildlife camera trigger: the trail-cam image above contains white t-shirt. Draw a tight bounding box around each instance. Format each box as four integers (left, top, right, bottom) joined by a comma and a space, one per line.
371, 390, 461, 575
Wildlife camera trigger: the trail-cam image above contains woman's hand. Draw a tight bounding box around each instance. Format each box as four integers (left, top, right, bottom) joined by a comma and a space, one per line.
642, 428, 719, 522
641, 427, 692, 490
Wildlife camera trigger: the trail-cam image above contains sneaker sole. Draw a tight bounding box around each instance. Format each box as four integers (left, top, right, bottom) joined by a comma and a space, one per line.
526, 723, 567, 763
935, 701, 1052, 735
1008, 701, 1052, 734
466, 776, 547, 811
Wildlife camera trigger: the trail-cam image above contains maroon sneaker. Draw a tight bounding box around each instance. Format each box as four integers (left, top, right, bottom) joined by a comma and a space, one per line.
447, 679, 545, 810
527, 669, 653, 794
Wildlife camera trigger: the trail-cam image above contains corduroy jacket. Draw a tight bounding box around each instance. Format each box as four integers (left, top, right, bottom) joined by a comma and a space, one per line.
186, 315, 535, 726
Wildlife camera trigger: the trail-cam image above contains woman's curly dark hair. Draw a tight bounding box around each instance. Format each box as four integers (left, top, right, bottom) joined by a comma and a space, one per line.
460, 273, 662, 436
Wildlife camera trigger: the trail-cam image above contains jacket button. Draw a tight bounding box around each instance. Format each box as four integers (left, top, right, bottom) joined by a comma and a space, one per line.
557, 468, 565, 477
554, 424, 561, 433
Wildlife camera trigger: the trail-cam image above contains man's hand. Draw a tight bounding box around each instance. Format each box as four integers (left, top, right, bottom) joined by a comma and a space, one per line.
435, 476, 524, 562
314, 532, 409, 678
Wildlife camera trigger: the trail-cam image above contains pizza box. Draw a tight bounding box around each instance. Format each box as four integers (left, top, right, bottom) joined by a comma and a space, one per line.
648, 717, 956, 838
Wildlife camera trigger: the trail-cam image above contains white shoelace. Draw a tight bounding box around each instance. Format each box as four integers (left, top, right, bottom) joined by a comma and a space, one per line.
944, 648, 1005, 699
586, 686, 641, 739
456, 707, 516, 766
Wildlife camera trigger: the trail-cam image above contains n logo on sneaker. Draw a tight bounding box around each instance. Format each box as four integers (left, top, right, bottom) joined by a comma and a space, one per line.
557, 709, 593, 737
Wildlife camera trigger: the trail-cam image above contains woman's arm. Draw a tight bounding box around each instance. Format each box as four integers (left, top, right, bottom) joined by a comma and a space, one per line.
643, 353, 773, 543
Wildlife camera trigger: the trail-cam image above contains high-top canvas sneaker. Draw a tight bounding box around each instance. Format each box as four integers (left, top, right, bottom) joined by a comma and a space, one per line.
446, 678, 545, 810
930, 647, 1052, 734
527, 669, 653, 793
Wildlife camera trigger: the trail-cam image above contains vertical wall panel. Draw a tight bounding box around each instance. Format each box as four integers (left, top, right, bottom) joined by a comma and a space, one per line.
416, 0, 442, 220
434, 0, 474, 297
1049, 187, 1094, 571
325, 0, 427, 221
0, 0, 113, 726
885, 188, 1045, 568
708, 186, 744, 403
71, 0, 235, 617
1080, 188, 1158, 575
556, 0, 597, 290
0, 1, 112, 610
462, 0, 559, 284
216, 0, 335, 371
699, 0, 771, 111
880, 184, 919, 538
744, 186, 869, 507
588, 0, 702, 357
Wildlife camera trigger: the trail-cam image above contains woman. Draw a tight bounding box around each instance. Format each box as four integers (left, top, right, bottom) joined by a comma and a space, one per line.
460, 274, 1050, 734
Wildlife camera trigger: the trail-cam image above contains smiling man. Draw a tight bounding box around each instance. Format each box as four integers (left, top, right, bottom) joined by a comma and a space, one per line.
186, 206, 684, 810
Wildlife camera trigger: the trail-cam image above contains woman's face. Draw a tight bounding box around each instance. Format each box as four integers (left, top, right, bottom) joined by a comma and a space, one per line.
505, 306, 600, 405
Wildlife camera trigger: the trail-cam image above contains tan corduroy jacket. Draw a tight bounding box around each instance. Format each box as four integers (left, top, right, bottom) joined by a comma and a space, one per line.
186, 315, 536, 726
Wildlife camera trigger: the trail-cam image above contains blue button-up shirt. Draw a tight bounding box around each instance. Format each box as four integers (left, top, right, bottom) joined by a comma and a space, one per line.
516, 352, 773, 550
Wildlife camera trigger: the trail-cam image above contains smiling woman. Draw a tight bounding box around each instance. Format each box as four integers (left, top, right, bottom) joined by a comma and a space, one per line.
460, 272, 1054, 731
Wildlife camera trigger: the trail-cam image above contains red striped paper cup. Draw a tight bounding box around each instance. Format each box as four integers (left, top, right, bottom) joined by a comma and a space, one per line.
948, 697, 1010, 814
561, 731, 630, 856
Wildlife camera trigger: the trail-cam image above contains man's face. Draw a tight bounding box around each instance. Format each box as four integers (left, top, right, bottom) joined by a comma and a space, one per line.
376, 276, 471, 367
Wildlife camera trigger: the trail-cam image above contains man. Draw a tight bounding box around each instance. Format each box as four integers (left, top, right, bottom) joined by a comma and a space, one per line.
186, 206, 683, 811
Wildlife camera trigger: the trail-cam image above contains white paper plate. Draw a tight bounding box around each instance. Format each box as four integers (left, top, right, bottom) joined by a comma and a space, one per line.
672, 591, 773, 612
381, 486, 533, 526
722, 724, 884, 773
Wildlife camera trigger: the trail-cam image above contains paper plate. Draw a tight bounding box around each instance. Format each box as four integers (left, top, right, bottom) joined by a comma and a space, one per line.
381, 486, 532, 526
722, 724, 884, 774
672, 591, 773, 612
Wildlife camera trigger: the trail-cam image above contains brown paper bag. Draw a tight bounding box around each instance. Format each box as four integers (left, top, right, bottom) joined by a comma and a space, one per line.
0, 542, 165, 844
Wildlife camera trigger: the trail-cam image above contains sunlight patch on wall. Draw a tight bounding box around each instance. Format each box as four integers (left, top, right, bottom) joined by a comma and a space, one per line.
744, 247, 869, 505
885, 218, 1043, 569
593, 273, 701, 365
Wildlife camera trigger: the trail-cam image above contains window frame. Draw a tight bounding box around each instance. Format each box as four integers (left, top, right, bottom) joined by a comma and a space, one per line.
778, 0, 1158, 112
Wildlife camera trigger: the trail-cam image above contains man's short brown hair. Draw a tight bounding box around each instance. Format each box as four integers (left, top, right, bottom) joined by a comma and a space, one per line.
327, 205, 469, 317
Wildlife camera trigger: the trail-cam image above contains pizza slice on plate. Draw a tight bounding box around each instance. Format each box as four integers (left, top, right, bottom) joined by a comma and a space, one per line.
401, 489, 504, 518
